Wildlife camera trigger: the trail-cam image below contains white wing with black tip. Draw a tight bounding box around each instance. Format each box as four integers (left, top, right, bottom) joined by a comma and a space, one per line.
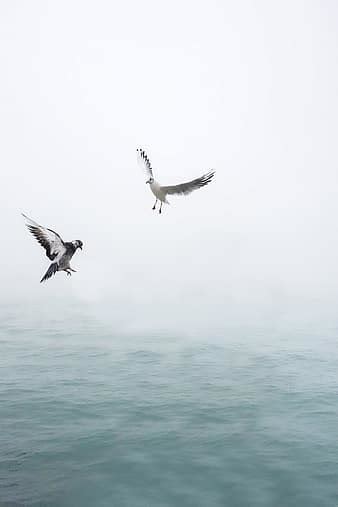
161, 170, 215, 196
22, 214, 66, 262
136, 148, 154, 179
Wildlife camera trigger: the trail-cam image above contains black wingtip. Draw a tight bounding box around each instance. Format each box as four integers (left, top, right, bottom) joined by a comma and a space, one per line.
206, 170, 216, 178
199, 170, 215, 187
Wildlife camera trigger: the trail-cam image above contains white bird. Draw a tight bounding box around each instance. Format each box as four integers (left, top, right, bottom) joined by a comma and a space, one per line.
22, 214, 83, 283
136, 148, 215, 214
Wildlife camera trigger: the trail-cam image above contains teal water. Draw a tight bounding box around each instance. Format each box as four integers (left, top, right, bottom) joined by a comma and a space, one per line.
1, 307, 338, 506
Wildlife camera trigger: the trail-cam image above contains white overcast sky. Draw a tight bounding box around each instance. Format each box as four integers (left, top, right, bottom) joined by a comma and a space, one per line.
1, 1, 338, 332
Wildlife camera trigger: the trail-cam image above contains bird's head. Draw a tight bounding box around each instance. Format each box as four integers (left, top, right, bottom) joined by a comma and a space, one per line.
146, 177, 154, 184
73, 240, 83, 250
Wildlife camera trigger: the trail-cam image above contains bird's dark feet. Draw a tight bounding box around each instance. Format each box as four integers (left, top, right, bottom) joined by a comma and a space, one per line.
152, 205, 156, 210
159, 209, 162, 214
66, 271, 72, 276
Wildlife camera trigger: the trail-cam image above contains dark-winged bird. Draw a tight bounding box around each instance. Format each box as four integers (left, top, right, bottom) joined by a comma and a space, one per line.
22, 214, 83, 283
136, 148, 215, 214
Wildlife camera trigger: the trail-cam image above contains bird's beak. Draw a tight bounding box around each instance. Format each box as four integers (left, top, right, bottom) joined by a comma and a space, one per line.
79, 245, 83, 250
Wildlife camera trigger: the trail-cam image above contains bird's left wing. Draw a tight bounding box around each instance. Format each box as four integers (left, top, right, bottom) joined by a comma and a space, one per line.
136, 148, 154, 179
22, 214, 66, 262
161, 170, 215, 196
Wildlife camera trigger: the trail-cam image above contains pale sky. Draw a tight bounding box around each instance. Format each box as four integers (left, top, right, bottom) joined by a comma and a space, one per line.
1, 1, 338, 332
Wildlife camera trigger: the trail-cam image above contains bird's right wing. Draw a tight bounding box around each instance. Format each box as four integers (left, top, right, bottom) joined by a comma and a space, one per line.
136, 148, 154, 179
22, 214, 66, 262
161, 170, 215, 196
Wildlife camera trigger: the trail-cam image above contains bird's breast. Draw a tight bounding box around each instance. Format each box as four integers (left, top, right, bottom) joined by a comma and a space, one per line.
150, 182, 165, 201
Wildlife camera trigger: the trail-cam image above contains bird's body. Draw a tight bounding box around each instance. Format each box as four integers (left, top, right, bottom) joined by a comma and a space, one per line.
57, 242, 78, 271
149, 180, 169, 204
22, 214, 83, 283
136, 148, 215, 213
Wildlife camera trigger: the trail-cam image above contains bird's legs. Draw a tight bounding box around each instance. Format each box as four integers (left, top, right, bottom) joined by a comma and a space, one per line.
152, 199, 158, 210
159, 201, 163, 214
65, 269, 72, 276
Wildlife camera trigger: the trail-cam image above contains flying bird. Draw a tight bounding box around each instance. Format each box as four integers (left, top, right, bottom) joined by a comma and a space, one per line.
22, 214, 83, 283
136, 148, 215, 214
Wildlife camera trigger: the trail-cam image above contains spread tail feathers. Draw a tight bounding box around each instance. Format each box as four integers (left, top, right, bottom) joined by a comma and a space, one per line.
40, 263, 58, 283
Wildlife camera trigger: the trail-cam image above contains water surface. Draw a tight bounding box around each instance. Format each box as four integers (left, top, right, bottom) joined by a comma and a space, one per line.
1, 306, 337, 506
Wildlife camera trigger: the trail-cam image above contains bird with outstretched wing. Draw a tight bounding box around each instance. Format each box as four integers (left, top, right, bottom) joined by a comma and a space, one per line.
22, 214, 83, 283
136, 148, 215, 214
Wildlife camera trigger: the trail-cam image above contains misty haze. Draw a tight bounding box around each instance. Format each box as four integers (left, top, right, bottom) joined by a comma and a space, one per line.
1, 1, 338, 506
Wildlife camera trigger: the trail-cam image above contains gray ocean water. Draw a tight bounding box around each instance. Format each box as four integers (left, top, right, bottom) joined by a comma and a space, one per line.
1, 304, 337, 507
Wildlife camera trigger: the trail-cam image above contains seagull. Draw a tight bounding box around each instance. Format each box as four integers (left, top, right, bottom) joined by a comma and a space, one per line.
136, 148, 215, 214
22, 214, 83, 283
